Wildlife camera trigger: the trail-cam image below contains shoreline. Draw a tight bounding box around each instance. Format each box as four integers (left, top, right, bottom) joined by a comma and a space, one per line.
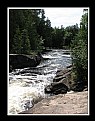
18, 90, 88, 114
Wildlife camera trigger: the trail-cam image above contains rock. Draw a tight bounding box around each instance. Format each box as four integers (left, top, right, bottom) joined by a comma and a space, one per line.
45, 66, 72, 95
44, 85, 52, 94
63, 52, 70, 55
19, 91, 88, 114
55, 67, 72, 78
9, 53, 42, 72
23, 100, 34, 110
53, 71, 71, 82
66, 64, 72, 69
45, 81, 68, 95
83, 87, 88, 91
53, 75, 66, 82
51, 82, 68, 94
71, 82, 86, 92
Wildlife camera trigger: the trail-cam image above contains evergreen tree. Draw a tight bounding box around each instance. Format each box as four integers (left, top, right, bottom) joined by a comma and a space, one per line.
12, 27, 22, 54
9, 9, 80, 54
44, 17, 52, 47
64, 24, 79, 47
21, 29, 31, 54
51, 27, 65, 48
71, 9, 88, 88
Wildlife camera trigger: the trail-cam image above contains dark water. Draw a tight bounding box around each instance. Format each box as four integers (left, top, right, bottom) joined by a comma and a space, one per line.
8, 49, 72, 114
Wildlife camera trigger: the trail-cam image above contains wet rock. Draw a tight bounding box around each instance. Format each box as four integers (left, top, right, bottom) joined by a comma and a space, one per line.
45, 82, 68, 95
71, 81, 87, 92
9, 53, 43, 72
45, 66, 72, 95
44, 81, 65, 95
24, 100, 34, 110
55, 66, 72, 77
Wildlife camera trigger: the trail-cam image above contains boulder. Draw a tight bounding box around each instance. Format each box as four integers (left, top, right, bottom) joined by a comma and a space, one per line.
71, 81, 87, 92
9, 53, 42, 72
45, 81, 68, 95
45, 65, 72, 95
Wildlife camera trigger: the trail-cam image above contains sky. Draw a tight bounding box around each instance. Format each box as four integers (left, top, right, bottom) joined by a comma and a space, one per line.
43, 7, 88, 28
8, 7, 88, 28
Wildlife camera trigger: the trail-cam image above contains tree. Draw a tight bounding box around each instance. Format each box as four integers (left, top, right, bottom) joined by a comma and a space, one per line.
12, 27, 22, 54
9, 9, 44, 53
64, 24, 79, 47
51, 27, 65, 48
24, 9, 41, 50
9, 9, 25, 53
43, 17, 52, 47
21, 29, 31, 54
71, 9, 88, 89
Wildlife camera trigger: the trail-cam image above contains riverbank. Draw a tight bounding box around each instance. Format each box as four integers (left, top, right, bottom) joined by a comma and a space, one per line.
19, 90, 88, 114
18, 64, 88, 115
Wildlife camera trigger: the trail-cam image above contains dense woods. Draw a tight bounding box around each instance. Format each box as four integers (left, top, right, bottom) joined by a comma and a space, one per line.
71, 9, 88, 88
9, 9, 79, 53
9, 9, 88, 88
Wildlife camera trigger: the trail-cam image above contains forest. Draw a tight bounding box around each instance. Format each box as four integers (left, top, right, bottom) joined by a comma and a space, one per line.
9, 9, 80, 53
9, 9, 88, 89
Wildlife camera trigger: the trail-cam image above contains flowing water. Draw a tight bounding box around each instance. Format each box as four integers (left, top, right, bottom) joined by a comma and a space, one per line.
8, 49, 72, 115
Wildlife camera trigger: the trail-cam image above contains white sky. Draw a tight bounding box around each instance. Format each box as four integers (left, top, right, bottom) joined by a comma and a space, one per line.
8, 7, 89, 28
43, 7, 88, 28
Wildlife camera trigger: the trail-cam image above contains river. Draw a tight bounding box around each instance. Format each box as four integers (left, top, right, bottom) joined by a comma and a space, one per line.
8, 49, 72, 115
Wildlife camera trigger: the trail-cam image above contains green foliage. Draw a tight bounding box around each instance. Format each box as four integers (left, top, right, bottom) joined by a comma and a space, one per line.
9, 9, 52, 53
36, 36, 44, 52
64, 24, 79, 47
9, 9, 84, 56
21, 29, 31, 54
51, 26, 65, 48
51, 24, 79, 49
71, 9, 88, 85
12, 27, 22, 54
72, 40, 87, 81
9, 8, 88, 91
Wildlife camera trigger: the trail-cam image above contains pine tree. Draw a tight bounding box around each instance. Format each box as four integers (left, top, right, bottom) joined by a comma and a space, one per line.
21, 29, 31, 54
12, 27, 22, 54
71, 9, 88, 88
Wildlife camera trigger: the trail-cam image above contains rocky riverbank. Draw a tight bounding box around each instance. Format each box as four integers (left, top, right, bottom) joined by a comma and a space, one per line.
45, 65, 87, 94
18, 65, 88, 115
19, 90, 88, 114
45, 65, 72, 94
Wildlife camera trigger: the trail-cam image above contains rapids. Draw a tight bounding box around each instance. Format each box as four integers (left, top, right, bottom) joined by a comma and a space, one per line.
8, 49, 72, 115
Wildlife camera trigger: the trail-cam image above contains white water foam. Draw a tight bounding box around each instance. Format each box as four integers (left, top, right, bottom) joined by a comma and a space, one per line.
8, 49, 72, 115
8, 72, 56, 114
